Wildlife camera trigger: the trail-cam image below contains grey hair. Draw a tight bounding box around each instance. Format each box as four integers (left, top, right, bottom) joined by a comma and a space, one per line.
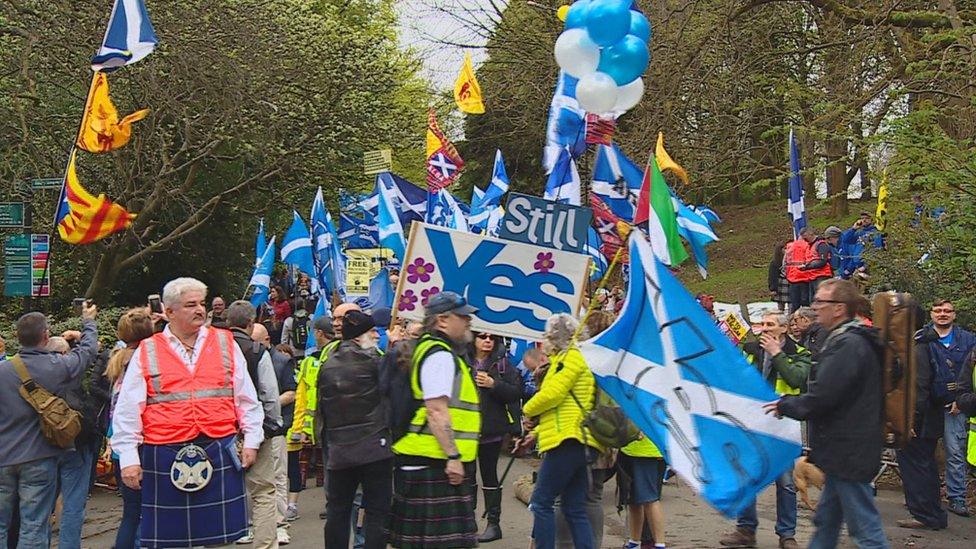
761, 310, 789, 327
16, 312, 48, 347
162, 277, 208, 307
226, 300, 256, 329
46, 336, 70, 354
542, 313, 585, 355
793, 307, 817, 321
422, 312, 440, 334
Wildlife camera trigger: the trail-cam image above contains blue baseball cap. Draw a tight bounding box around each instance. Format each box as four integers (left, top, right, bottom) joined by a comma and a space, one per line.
425, 291, 478, 316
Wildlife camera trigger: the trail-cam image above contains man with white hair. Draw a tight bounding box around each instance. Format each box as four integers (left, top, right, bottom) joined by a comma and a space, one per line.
112, 277, 264, 547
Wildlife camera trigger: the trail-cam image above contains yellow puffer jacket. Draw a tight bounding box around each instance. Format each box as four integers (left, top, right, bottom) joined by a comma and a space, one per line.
523, 347, 605, 454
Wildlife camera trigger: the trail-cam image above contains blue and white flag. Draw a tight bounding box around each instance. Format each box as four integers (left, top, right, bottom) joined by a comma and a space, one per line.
544, 147, 581, 206
592, 143, 643, 221
339, 211, 379, 249
306, 292, 330, 355
543, 71, 587, 174
366, 173, 428, 223
428, 189, 470, 232
249, 236, 276, 307
673, 193, 719, 279
470, 150, 511, 232
581, 233, 802, 517
255, 218, 267, 261
91, 0, 159, 71
586, 226, 608, 282
280, 211, 316, 279
693, 205, 722, 225
377, 174, 407, 262
366, 267, 395, 311
788, 128, 807, 239
311, 187, 346, 297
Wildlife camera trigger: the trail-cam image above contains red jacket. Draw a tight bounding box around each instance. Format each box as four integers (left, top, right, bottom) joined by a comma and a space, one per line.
140, 329, 239, 445
785, 240, 814, 283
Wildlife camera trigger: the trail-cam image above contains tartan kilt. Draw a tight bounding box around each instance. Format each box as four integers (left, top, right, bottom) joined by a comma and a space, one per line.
774, 274, 791, 305
387, 465, 478, 548
140, 435, 247, 548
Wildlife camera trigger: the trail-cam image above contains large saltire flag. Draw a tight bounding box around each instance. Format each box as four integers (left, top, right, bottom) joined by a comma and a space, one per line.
454, 52, 485, 114
787, 128, 807, 239
55, 150, 136, 244
634, 156, 688, 266
91, 0, 158, 72
673, 192, 719, 279
377, 173, 407, 262
469, 149, 510, 232
581, 232, 802, 517
280, 211, 316, 280
875, 172, 889, 232
426, 109, 464, 192
76, 72, 149, 153
544, 147, 582, 206
592, 143, 644, 221
543, 71, 586, 174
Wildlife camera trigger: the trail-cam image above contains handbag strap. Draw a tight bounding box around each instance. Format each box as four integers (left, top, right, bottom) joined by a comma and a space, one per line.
10, 354, 33, 383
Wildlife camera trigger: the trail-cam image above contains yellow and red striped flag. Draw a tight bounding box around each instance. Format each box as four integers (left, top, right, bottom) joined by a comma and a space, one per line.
55, 150, 136, 244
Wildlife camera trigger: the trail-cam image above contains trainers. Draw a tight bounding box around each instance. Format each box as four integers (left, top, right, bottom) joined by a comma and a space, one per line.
947, 500, 970, 517
719, 528, 756, 548
623, 542, 640, 549
284, 507, 299, 522
235, 529, 254, 544
778, 537, 799, 549
277, 526, 291, 545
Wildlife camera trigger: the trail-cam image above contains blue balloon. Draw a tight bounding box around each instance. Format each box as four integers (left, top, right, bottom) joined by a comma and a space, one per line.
629, 11, 651, 42
585, 0, 631, 46
597, 34, 649, 85
565, 0, 592, 29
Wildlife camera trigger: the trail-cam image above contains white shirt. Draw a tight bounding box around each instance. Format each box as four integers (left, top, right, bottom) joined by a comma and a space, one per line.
420, 350, 456, 400
111, 325, 265, 468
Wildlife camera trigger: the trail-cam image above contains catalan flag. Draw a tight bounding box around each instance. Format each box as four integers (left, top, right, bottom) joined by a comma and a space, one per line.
453, 53, 485, 114
55, 150, 136, 244
77, 72, 149, 153
426, 109, 464, 192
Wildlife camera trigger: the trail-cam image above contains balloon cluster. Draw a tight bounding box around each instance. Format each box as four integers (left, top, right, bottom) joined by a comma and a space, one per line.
554, 0, 650, 115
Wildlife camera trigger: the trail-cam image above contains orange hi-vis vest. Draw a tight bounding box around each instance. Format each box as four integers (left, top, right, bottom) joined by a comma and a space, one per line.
803, 237, 833, 280
140, 328, 239, 445
784, 239, 814, 283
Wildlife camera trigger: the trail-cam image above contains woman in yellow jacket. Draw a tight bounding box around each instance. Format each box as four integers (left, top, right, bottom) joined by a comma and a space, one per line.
519, 313, 604, 549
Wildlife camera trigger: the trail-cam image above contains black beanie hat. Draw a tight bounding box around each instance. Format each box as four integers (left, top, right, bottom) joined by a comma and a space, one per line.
342, 310, 375, 341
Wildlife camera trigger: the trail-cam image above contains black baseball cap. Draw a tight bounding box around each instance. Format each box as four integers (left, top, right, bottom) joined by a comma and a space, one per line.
425, 291, 478, 316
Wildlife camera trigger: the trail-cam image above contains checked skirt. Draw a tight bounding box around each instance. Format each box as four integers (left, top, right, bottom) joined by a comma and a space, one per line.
387, 465, 478, 548
140, 436, 248, 548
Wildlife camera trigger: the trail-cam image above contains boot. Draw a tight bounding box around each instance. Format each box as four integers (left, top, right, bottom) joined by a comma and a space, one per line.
478, 487, 503, 543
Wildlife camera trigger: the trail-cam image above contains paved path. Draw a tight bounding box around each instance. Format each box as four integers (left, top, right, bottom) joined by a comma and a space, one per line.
78, 457, 975, 548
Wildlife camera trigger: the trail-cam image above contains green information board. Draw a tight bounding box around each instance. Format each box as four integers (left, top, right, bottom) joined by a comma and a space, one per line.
0, 203, 25, 228
4, 234, 31, 297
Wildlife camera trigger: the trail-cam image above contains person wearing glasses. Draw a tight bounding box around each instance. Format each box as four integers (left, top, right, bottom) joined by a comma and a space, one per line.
466, 331, 521, 543
388, 291, 481, 549
764, 279, 889, 549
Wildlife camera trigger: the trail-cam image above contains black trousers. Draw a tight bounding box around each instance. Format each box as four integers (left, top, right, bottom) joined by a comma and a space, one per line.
478, 440, 503, 489
324, 458, 393, 549
895, 437, 948, 528
788, 282, 809, 313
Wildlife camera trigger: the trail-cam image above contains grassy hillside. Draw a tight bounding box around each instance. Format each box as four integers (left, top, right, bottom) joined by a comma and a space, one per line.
678, 199, 875, 302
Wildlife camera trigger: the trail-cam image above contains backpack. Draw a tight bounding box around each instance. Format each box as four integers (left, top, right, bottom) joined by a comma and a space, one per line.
388, 342, 456, 442
10, 355, 82, 449
872, 292, 918, 449
569, 387, 641, 449
291, 313, 310, 350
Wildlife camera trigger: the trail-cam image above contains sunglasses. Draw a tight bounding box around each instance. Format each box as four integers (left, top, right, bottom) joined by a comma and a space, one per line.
476, 334, 493, 340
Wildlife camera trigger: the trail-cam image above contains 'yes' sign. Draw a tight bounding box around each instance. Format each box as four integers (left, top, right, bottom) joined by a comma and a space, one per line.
394, 223, 590, 340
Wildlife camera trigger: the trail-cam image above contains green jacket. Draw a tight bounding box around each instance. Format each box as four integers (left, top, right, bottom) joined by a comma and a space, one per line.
742, 337, 812, 393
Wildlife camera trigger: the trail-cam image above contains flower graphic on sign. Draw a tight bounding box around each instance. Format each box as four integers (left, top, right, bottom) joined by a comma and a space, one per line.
421, 286, 441, 306
398, 289, 418, 312
534, 252, 555, 274
407, 258, 436, 284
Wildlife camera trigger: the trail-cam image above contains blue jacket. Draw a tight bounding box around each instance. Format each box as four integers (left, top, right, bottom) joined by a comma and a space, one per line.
839, 226, 884, 277
923, 324, 976, 405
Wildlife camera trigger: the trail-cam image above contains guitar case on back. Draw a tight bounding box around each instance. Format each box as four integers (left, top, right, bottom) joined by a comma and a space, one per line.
872, 292, 918, 448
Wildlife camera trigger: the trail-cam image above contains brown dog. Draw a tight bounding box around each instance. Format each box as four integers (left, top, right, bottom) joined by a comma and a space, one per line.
794, 456, 825, 511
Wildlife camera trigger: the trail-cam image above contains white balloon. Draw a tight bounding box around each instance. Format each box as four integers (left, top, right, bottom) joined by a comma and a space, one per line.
612, 77, 644, 112
554, 29, 600, 79
576, 72, 619, 114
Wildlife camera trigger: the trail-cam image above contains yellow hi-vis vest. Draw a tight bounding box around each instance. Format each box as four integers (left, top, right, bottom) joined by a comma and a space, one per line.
298, 340, 340, 436
745, 347, 802, 396
392, 335, 481, 462
969, 368, 975, 467
621, 435, 663, 458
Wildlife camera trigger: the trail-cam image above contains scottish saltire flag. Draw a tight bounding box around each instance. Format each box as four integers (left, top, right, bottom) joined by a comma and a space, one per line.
367, 267, 395, 310
673, 193, 719, 279
310, 187, 340, 295
544, 147, 582, 205
377, 174, 406, 262
428, 190, 469, 232
281, 211, 316, 279
249, 236, 277, 307
306, 293, 330, 354
91, 0, 158, 71
788, 128, 807, 239
470, 150, 511, 232
592, 143, 644, 221
507, 337, 531, 368
694, 205, 722, 224
339, 212, 379, 249
365, 173, 428, 223
255, 219, 267, 261
586, 227, 609, 282
543, 71, 587, 174
581, 233, 802, 517
485, 206, 504, 237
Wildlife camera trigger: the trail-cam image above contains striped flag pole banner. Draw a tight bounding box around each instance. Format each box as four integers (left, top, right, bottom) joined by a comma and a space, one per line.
787, 128, 807, 239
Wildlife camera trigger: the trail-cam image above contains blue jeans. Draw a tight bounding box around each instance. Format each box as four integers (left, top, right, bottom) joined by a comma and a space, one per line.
0, 456, 60, 549
530, 440, 594, 549
737, 467, 797, 538
113, 458, 141, 549
943, 410, 969, 502
809, 475, 889, 549
57, 449, 95, 549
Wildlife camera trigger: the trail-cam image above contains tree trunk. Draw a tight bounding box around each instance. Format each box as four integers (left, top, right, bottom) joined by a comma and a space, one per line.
825, 135, 849, 217
85, 247, 123, 301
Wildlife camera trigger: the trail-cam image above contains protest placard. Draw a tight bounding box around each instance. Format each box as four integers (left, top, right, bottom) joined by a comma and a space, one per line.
497, 193, 593, 254
394, 223, 590, 340
345, 248, 393, 297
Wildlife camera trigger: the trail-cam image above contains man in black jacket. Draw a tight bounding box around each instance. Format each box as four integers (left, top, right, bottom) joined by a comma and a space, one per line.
894, 323, 949, 529
765, 279, 889, 549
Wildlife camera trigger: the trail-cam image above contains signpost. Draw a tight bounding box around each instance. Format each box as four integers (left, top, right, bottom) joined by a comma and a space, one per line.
363, 149, 393, 175
30, 177, 63, 190
3, 234, 32, 297
0, 203, 26, 228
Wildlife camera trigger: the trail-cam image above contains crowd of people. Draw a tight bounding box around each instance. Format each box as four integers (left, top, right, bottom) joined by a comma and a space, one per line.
0, 268, 974, 549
